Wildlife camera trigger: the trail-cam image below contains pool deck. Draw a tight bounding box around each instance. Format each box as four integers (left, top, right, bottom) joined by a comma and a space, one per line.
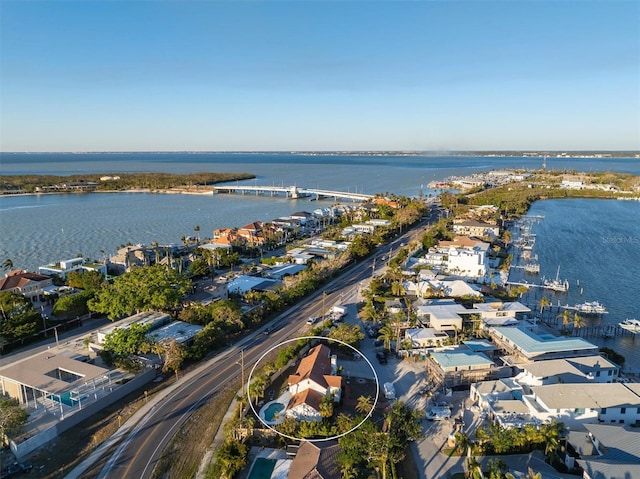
258, 391, 291, 425
242, 446, 290, 479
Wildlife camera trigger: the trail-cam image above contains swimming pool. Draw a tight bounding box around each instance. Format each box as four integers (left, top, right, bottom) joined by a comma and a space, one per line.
248, 457, 276, 479
263, 402, 284, 422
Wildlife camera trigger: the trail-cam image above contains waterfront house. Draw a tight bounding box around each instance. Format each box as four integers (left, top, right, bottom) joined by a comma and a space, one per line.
38, 257, 107, 280
426, 347, 496, 387
237, 221, 265, 247
414, 299, 467, 331
0, 269, 54, 302
489, 326, 600, 364
416, 236, 490, 279
473, 301, 531, 327
530, 382, 640, 426
515, 356, 620, 387
452, 219, 500, 239
404, 328, 449, 348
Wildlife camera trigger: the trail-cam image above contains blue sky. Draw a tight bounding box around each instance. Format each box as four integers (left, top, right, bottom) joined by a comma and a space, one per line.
1, 1, 638, 152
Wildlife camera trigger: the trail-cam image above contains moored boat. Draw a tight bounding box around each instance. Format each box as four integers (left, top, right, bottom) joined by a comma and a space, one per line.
619, 319, 640, 333
561, 301, 608, 315
542, 265, 569, 293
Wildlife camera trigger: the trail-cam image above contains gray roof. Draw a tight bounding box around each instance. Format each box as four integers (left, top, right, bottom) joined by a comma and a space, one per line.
531, 383, 640, 410
0, 349, 109, 395
576, 424, 640, 479
492, 326, 599, 358
430, 349, 494, 369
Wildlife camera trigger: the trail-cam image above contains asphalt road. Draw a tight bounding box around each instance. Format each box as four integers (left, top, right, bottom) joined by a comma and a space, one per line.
90, 217, 435, 478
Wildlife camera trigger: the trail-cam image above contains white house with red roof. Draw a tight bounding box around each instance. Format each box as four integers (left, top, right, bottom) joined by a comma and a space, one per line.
286, 344, 342, 421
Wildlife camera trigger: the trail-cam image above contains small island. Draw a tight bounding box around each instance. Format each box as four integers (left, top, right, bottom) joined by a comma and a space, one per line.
0, 171, 256, 195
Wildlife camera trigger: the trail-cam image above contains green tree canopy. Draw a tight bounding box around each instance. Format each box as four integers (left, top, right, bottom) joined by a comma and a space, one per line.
66, 269, 105, 291
88, 264, 191, 320
0, 394, 28, 441
0, 291, 42, 343
100, 322, 152, 360
327, 323, 364, 348
52, 290, 93, 320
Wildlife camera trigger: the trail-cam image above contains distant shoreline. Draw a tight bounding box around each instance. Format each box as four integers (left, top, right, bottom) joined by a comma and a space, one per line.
0, 187, 217, 198
1, 150, 639, 158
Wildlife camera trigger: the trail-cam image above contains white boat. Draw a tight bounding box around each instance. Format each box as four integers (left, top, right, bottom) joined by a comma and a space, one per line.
542, 265, 569, 293
619, 319, 640, 333
524, 263, 540, 274
562, 301, 608, 315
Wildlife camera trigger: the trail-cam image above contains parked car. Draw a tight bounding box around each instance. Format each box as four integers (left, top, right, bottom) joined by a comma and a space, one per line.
426, 407, 451, 421
0, 461, 33, 479
306, 316, 318, 325
376, 351, 388, 364
383, 382, 396, 400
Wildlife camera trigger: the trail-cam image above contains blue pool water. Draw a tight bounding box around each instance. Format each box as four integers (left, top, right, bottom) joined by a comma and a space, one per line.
263, 402, 284, 422
248, 457, 276, 479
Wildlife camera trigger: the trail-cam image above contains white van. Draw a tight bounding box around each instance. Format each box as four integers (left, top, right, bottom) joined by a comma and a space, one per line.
383, 382, 396, 400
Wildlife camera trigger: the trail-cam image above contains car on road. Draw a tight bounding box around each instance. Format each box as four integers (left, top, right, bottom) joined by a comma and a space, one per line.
263, 327, 273, 335
306, 316, 318, 325
376, 351, 388, 364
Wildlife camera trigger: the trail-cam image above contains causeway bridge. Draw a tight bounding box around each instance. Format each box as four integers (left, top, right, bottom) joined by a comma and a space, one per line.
212, 185, 373, 202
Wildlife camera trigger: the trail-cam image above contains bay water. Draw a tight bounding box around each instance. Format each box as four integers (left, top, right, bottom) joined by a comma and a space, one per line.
1, 153, 638, 370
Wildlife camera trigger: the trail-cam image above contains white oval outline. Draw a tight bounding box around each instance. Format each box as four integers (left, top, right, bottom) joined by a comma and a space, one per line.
247, 335, 380, 442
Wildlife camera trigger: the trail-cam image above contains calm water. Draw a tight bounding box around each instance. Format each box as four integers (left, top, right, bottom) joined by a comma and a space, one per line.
508, 199, 640, 372
1, 153, 639, 369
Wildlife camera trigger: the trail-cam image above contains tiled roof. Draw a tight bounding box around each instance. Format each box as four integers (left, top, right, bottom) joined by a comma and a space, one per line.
288, 440, 341, 479
0, 270, 51, 291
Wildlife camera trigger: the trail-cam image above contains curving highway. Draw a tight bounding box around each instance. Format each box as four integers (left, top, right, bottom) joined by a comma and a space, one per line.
83, 219, 432, 479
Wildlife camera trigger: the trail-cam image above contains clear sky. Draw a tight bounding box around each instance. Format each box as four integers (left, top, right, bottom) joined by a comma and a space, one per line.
1, 0, 638, 152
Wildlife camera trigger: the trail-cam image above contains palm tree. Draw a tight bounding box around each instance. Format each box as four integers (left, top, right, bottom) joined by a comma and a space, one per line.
558, 309, 571, 331
526, 467, 542, 479
355, 395, 373, 415
378, 325, 394, 351
151, 241, 160, 265
573, 312, 585, 329
2, 258, 13, 271
194, 225, 201, 243
455, 431, 473, 457
319, 394, 334, 419
391, 280, 405, 297
466, 456, 484, 479
538, 296, 551, 314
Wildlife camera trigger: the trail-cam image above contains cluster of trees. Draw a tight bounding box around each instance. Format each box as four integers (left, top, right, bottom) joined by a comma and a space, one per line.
337, 400, 424, 479
0, 292, 43, 349
88, 264, 191, 320
1, 172, 256, 193
455, 421, 565, 458
99, 322, 185, 376
0, 394, 29, 445
212, 399, 423, 479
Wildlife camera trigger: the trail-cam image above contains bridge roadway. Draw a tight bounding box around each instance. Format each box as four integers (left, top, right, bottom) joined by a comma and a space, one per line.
212, 184, 373, 201
66, 217, 433, 479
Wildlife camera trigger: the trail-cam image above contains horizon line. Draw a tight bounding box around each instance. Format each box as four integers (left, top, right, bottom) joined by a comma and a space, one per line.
2, 149, 639, 155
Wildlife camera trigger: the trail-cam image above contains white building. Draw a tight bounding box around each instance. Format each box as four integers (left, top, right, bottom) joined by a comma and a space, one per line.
515, 356, 620, 387
38, 257, 107, 279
